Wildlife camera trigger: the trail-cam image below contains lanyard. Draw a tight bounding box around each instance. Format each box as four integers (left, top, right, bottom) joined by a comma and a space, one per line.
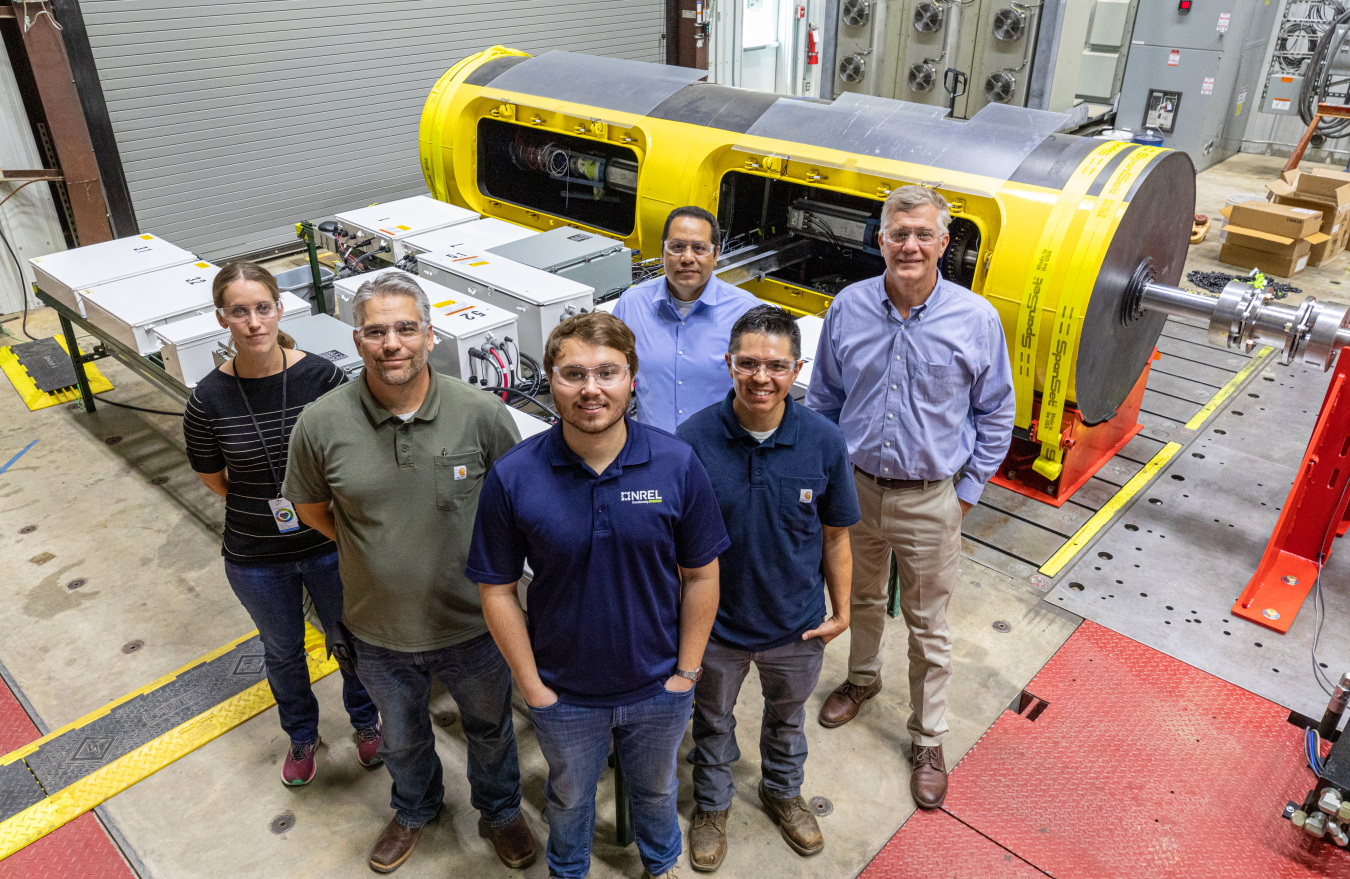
233, 349, 287, 499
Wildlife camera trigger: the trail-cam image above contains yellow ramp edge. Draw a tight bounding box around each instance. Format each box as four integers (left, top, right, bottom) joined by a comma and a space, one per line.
0, 626, 335, 859
0, 335, 113, 411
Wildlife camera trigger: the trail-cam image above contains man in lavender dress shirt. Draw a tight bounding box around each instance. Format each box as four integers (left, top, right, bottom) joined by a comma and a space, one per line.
805, 185, 1014, 809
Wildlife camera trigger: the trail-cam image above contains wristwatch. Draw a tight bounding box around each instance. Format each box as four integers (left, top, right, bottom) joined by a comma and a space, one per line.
675, 667, 703, 683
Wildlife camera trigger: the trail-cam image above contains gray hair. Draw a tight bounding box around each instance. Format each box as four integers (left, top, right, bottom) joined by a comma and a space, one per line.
880, 185, 951, 235
352, 271, 432, 327
729, 304, 801, 360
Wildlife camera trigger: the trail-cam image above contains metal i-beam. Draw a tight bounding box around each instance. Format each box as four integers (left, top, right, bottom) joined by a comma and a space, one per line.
13, 1, 110, 245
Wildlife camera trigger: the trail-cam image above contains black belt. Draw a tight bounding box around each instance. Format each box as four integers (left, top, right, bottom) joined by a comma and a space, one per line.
854, 465, 950, 491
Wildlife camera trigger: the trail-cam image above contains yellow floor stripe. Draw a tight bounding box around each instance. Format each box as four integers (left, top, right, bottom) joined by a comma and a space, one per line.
0, 626, 336, 859
1183, 345, 1275, 431
1040, 442, 1183, 578
0, 336, 113, 412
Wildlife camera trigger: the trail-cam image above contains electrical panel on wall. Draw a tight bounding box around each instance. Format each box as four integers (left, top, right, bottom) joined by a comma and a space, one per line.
1116, 0, 1279, 172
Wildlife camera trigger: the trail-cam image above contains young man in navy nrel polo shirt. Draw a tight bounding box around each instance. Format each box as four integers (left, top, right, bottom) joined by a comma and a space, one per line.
468, 312, 729, 879
676, 305, 860, 872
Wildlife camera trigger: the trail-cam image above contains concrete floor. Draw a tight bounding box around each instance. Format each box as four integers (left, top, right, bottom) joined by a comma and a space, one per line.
0, 149, 1344, 877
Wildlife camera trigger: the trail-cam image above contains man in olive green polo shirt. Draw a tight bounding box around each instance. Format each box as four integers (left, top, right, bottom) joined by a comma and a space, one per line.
283, 272, 537, 875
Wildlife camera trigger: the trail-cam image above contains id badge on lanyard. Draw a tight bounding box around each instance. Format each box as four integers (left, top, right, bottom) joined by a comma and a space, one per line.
268, 498, 301, 533
235, 351, 299, 534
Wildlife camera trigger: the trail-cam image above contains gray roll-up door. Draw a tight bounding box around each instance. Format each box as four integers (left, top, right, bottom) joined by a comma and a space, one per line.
77, 1, 666, 260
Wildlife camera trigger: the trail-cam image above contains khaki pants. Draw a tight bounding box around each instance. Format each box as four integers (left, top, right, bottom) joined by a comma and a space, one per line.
846, 470, 961, 747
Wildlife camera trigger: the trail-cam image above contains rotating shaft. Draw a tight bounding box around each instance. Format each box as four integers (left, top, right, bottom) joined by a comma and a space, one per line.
1136, 279, 1350, 372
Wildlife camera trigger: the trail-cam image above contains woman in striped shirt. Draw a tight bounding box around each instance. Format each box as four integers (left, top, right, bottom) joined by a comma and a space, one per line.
184, 262, 380, 786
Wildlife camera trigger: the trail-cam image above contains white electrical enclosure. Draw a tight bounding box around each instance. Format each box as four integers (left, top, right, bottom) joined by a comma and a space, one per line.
155, 291, 309, 388
791, 314, 824, 401
28, 234, 197, 317
402, 217, 538, 256
278, 314, 364, 378
426, 290, 519, 386
80, 261, 221, 356
329, 269, 517, 383
334, 196, 479, 261
332, 268, 479, 327
506, 405, 551, 440
415, 252, 594, 363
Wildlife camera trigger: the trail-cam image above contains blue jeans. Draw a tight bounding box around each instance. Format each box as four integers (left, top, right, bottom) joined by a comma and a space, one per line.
690, 636, 826, 811
529, 688, 695, 879
223, 550, 378, 744
352, 632, 522, 829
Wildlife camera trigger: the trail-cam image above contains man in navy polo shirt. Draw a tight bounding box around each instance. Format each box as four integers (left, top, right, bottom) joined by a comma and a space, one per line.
676, 305, 859, 871
468, 312, 728, 879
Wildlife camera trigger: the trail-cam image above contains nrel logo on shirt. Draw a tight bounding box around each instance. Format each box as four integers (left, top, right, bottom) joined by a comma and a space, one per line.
454, 465, 468, 480
622, 490, 664, 504
800, 489, 814, 503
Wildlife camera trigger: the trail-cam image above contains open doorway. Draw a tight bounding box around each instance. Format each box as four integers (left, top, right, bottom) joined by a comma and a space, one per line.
710, 0, 824, 96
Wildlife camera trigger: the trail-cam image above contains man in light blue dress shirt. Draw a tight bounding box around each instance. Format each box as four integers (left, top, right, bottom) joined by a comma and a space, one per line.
805, 185, 1014, 810
613, 207, 759, 433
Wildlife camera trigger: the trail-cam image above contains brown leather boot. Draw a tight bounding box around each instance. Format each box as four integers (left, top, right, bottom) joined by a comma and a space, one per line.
910, 744, 948, 809
689, 804, 730, 872
817, 678, 882, 728
479, 813, 538, 868
368, 816, 425, 873
758, 782, 823, 856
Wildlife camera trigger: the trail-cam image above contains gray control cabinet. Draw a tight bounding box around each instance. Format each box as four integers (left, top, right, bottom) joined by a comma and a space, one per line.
487, 227, 631, 300
1116, 0, 1278, 171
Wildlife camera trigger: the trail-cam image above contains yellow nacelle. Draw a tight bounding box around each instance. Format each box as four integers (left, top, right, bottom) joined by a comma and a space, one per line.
419, 47, 1194, 485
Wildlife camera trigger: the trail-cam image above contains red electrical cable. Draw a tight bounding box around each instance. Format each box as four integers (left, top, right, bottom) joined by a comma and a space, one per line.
491, 348, 509, 401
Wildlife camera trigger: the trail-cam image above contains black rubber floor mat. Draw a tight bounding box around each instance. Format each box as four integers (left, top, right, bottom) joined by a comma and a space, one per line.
12, 338, 77, 393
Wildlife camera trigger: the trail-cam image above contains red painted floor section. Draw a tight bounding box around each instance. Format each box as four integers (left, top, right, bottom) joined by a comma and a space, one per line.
0, 675, 135, 878
860, 808, 1047, 878
910, 621, 1349, 879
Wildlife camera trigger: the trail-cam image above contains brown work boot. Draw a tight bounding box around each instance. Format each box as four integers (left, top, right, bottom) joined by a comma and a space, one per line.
817, 678, 882, 728
758, 782, 824, 856
689, 804, 730, 871
479, 812, 538, 868
368, 816, 426, 873
910, 744, 948, 809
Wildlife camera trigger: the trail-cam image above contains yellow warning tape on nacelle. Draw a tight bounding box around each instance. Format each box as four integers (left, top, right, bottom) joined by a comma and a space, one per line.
1010, 141, 1131, 431
1032, 145, 1164, 481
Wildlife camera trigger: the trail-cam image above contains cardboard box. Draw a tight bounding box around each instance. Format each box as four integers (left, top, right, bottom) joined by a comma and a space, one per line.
1270, 194, 1349, 236
1307, 231, 1337, 267
1267, 169, 1350, 236
1220, 240, 1309, 277
1219, 224, 1303, 256
1228, 200, 1323, 238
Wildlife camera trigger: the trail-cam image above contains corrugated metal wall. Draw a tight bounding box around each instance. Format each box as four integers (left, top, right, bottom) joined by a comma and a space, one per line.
78, 0, 666, 260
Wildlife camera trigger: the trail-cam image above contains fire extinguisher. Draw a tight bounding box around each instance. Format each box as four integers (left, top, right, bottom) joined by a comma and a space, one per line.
807, 26, 820, 65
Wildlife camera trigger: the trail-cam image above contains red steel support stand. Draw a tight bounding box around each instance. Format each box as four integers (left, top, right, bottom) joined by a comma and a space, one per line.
1234, 347, 1350, 633
990, 351, 1156, 508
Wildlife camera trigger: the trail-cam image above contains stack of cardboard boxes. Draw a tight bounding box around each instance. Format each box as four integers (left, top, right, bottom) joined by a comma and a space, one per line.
1219, 201, 1325, 277
1268, 169, 1350, 265
1219, 168, 1350, 277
